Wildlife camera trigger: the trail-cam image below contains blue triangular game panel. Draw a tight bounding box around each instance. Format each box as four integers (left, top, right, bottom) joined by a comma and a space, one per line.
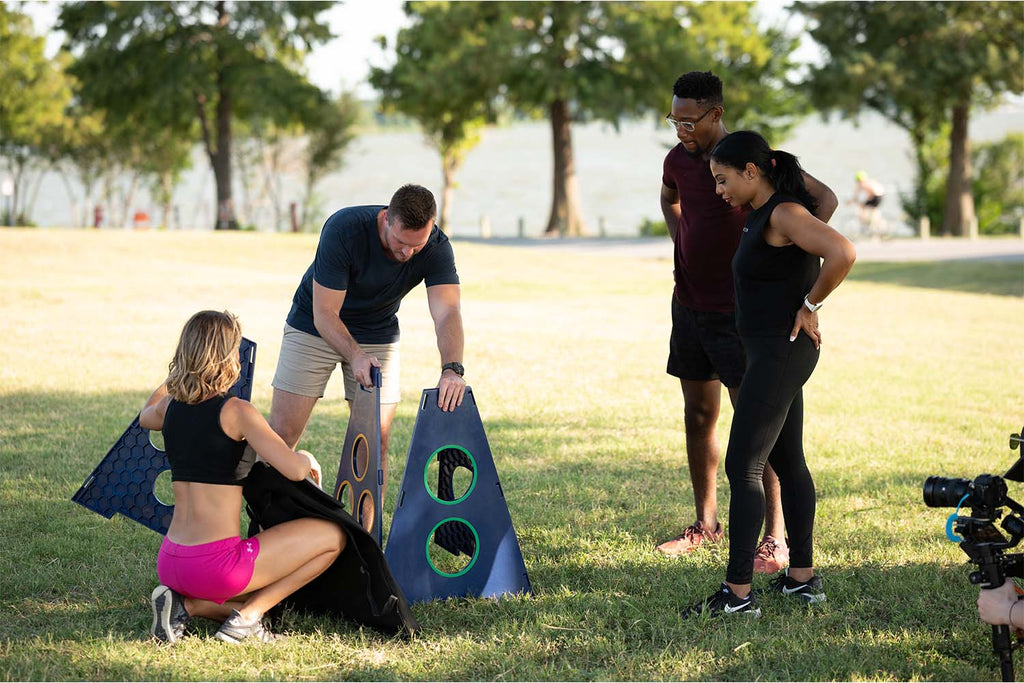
333, 366, 384, 546
384, 387, 531, 603
71, 338, 257, 535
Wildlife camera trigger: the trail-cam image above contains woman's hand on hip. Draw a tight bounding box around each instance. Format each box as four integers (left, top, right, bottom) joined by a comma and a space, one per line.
791, 308, 821, 349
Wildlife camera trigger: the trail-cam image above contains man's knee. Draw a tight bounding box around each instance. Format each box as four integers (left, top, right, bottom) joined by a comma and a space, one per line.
269, 417, 305, 449
269, 389, 317, 447
683, 403, 718, 436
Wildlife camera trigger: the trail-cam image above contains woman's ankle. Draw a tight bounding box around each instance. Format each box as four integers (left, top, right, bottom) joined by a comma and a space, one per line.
788, 567, 814, 582
726, 581, 752, 598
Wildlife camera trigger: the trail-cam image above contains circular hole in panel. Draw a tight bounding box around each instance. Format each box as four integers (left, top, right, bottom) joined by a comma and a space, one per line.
424, 446, 477, 505
352, 434, 369, 482
336, 480, 354, 514
148, 429, 165, 452
357, 490, 375, 533
153, 469, 175, 506
425, 518, 479, 577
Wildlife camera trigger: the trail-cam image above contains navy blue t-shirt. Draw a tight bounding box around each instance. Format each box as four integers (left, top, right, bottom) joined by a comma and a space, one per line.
286, 205, 460, 344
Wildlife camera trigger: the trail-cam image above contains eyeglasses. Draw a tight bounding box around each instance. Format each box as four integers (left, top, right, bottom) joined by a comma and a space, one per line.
665, 107, 717, 132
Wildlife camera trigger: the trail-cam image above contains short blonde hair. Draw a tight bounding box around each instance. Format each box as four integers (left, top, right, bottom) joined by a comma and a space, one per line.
166, 310, 242, 404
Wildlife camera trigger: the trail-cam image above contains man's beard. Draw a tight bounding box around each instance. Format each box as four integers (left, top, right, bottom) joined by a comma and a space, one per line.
682, 143, 705, 159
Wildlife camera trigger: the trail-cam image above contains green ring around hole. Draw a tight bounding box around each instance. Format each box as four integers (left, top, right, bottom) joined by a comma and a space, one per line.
424, 517, 479, 578
423, 445, 477, 505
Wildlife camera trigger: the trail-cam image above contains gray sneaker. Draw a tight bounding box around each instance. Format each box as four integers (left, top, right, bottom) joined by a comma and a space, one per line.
215, 609, 281, 644
150, 585, 190, 643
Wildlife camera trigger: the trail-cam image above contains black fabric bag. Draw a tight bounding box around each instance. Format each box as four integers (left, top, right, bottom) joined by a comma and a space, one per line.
243, 462, 420, 636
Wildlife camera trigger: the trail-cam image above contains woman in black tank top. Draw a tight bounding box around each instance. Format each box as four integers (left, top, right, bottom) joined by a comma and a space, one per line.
138, 310, 348, 644
682, 132, 856, 618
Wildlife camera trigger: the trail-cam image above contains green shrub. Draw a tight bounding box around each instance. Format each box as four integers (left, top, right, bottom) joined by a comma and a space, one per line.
638, 217, 668, 236
901, 131, 1024, 235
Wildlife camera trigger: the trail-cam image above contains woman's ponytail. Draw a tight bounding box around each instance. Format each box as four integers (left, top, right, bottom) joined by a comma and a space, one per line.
768, 149, 818, 216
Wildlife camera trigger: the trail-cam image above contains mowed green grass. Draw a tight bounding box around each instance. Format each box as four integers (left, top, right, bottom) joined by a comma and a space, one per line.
1, 228, 1022, 681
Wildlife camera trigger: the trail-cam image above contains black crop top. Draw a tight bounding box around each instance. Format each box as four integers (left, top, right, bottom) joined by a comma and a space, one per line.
162, 394, 248, 485
732, 193, 821, 337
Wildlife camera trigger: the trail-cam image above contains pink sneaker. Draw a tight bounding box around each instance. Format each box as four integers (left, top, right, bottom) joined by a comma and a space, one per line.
753, 535, 789, 574
656, 521, 724, 556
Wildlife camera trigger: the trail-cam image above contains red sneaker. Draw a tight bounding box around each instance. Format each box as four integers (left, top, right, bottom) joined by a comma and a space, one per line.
656, 521, 724, 556
753, 535, 790, 574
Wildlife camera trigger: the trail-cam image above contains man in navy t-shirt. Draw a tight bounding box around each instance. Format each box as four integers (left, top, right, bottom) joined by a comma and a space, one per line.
267, 184, 466, 516
656, 72, 837, 572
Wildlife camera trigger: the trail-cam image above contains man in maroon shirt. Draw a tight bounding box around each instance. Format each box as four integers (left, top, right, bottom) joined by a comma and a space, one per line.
656, 71, 837, 573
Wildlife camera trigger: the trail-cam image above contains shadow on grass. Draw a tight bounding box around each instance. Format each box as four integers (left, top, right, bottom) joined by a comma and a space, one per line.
848, 260, 1024, 297
1, 388, 1011, 679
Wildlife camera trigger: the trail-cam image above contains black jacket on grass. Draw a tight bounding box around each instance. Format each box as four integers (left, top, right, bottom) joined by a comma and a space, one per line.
243, 462, 419, 636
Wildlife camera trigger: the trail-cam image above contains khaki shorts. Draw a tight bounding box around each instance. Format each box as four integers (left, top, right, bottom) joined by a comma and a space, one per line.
272, 324, 401, 404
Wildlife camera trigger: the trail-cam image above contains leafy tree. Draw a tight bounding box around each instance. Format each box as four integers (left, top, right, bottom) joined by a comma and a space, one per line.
299, 91, 360, 231
59, 1, 334, 229
0, 4, 69, 225
490, 1, 804, 236
972, 134, 1024, 235
793, 1, 1024, 235
913, 132, 1024, 236
370, 2, 505, 233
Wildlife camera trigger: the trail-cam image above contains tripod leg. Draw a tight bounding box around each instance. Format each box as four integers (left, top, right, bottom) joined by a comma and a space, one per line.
993, 624, 1015, 681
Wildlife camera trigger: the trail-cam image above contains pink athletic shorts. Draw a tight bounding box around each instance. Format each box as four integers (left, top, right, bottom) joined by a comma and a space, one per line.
157, 536, 260, 604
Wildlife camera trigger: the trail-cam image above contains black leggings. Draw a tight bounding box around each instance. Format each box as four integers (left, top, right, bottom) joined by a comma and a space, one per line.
725, 333, 820, 585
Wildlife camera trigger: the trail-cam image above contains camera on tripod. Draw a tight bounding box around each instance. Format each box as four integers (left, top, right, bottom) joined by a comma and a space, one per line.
923, 425, 1024, 681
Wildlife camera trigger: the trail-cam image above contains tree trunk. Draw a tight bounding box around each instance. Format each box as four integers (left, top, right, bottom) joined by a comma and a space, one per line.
544, 98, 587, 237
159, 171, 173, 229
56, 168, 80, 227
211, 0, 237, 230
908, 126, 932, 235
212, 77, 236, 230
122, 170, 138, 229
941, 102, 975, 237
440, 153, 457, 234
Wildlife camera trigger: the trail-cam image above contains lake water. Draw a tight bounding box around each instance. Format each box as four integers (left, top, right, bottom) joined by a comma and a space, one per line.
20, 104, 1024, 237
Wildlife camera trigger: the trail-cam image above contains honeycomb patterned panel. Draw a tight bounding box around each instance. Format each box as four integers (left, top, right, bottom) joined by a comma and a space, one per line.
71, 338, 257, 535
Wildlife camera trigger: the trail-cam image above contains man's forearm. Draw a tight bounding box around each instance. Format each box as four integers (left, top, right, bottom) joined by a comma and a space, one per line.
661, 198, 681, 242
314, 314, 364, 362
434, 310, 464, 365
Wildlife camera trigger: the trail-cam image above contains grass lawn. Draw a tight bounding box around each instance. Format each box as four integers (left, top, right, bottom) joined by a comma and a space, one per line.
1, 228, 1022, 681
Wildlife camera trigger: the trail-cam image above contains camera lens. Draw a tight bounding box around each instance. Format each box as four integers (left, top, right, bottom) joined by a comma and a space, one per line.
923, 476, 973, 508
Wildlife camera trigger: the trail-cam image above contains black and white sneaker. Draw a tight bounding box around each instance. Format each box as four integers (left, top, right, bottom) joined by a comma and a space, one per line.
765, 570, 827, 604
215, 609, 281, 644
150, 585, 190, 643
683, 583, 761, 618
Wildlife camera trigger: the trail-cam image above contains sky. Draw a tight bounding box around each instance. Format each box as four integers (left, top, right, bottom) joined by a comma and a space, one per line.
20, 0, 808, 99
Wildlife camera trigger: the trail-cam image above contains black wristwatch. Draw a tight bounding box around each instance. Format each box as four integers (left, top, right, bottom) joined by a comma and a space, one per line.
442, 361, 465, 377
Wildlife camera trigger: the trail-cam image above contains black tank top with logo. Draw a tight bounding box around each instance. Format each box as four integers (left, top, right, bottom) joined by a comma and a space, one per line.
732, 193, 821, 337
163, 394, 248, 485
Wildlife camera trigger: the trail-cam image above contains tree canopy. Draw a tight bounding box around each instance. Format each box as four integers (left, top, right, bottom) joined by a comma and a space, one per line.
370, 1, 506, 232
59, 1, 335, 229
793, 0, 1024, 235
372, 2, 805, 236
0, 4, 69, 224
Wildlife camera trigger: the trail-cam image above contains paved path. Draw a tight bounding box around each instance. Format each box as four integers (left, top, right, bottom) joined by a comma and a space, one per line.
455, 236, 1024, 263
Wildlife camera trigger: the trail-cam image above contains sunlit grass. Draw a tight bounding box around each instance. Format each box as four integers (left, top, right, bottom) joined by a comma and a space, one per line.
1, 228, 1022, 680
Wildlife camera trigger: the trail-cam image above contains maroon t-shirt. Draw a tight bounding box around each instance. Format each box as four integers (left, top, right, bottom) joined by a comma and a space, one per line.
662, 143, 748, 313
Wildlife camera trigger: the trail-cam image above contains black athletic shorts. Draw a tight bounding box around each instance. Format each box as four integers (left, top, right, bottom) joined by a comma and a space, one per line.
864, 196, 882, 208
666, 295, 745, 388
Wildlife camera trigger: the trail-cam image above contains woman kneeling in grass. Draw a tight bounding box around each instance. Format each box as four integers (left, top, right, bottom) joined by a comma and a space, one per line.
140, 310, 346, 643
684, 131, 856, 617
